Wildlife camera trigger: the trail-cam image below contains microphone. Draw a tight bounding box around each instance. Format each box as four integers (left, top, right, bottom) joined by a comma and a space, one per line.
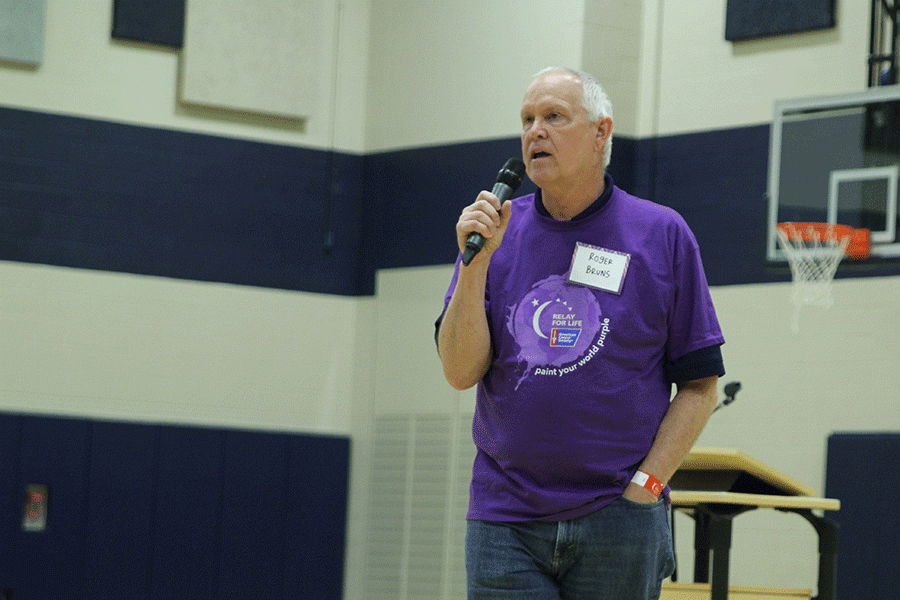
461, 158, 527, 266
713, 381, 742, 413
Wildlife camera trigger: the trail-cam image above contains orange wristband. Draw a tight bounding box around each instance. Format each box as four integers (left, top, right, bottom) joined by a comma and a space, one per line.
631, 470, 664, 498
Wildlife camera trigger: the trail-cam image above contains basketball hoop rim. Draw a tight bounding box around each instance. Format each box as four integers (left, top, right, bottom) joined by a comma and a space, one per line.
776, 221, 871, 261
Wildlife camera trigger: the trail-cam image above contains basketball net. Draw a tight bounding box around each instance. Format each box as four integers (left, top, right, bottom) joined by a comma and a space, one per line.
776, 223, 850, 333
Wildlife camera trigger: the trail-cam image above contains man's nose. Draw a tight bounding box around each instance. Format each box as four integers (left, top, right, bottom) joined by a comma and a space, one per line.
524, 120, 547, 140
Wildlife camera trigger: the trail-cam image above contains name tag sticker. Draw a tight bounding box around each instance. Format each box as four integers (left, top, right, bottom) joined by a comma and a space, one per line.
567, 242, 630, 294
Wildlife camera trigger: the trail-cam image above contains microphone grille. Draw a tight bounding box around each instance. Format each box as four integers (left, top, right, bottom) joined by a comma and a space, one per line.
497, 158, 526, 189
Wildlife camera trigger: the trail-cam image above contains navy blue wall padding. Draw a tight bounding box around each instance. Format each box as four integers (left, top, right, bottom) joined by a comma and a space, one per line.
16, 415, 92, 598
0, 412, 351, 600
284, 434, 351, 600
0, 416, 20, 591
2, 105, 899, 296
112, 0, 185, 48
218, 429, 290, 598
83, 421, 158, 599
825, 432, 900, 600
153, 425, 223, 600
725, 0, 836, 41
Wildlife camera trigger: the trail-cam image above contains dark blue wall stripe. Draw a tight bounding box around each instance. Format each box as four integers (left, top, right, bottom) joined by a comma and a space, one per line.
2, 105, 899, 296
365, 137, 536, 270
0, 106, 370, 295
651, 125, 774, 287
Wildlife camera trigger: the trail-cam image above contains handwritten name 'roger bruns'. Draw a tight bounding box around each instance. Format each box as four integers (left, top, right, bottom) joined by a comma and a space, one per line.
584, 250, 614, 278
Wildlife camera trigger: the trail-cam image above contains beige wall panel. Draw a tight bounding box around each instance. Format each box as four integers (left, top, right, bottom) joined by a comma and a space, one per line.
0, 0, 45, 65
180, 0, 335, 119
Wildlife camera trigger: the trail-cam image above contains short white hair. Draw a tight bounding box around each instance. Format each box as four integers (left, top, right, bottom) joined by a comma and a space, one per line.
533, 67, 614, 169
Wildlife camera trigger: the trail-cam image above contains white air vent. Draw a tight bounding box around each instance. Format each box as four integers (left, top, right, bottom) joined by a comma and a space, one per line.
365, 413, 475, 600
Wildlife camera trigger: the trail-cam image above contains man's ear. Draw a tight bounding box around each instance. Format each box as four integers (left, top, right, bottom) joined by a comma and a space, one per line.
595, 117, 613, 151
596, 117, 613, 142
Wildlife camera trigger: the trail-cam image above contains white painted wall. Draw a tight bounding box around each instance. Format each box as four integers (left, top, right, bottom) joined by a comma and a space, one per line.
583, 0, 646, 136
0, 1, 873, 151
0, 0, 370, 151
364, 0, 587, 151
650, 0, 871, 137
0, 260, 364, 434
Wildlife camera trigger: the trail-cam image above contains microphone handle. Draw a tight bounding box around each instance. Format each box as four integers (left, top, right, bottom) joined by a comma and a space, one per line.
461, 182, 514, 266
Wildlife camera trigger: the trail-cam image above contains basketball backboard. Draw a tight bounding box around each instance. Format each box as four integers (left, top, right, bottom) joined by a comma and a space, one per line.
767, 85, 900, 261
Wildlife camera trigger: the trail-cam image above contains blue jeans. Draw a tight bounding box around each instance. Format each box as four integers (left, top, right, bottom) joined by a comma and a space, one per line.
466, 496, 675, 599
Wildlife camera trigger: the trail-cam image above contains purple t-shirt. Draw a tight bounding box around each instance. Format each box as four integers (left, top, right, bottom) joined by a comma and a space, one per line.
441, 185, 724, 522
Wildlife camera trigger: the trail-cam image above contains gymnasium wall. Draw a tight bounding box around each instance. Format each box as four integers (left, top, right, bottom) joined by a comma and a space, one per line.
1, 1, 369, 598
1, 1, 898, 599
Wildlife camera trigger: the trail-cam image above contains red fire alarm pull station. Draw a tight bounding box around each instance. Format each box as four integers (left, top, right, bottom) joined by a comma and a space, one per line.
23, 484, 49, 532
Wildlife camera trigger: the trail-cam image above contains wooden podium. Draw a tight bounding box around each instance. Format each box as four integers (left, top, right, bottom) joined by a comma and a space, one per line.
662, 448, 840, 600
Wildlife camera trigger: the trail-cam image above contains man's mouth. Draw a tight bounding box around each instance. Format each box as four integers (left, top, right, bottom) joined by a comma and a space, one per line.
531, 151, 551, 160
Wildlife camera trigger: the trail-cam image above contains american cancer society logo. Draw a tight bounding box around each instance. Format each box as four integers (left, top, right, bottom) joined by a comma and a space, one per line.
550, 327, 581, 347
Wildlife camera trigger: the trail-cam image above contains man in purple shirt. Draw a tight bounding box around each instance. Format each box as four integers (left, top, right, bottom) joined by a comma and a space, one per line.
436, 67, 725, 599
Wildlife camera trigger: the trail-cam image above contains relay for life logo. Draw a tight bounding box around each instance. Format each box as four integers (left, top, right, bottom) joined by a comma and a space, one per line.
506, 274, 607, 382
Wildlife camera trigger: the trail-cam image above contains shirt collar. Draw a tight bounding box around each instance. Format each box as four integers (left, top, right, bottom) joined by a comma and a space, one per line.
534, 173, 615, 221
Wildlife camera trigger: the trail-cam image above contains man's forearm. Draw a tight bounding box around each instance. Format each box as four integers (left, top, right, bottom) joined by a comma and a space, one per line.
625, 375, 719, 501
437, 264, 493, 390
